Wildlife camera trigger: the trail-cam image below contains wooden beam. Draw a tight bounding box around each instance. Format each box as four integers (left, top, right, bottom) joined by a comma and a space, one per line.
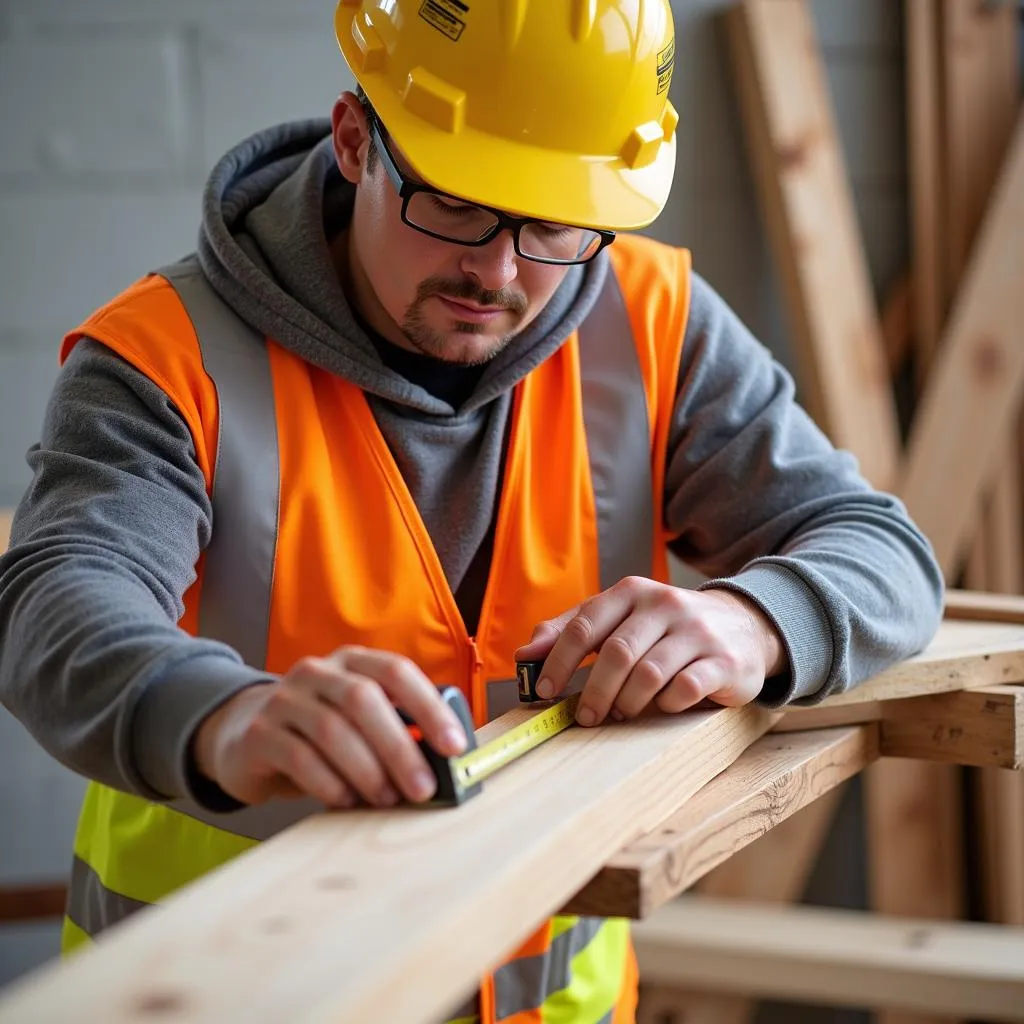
905, 0, 946, 392
822, 619, 1024, 705
564, 726, 877, 919
637, 985, 749, 1024
632, 897, 1024, 1022
898, 110, 1024, 577
580, 681, 1024, 921
775, 685, 1024, 770
724, 0, 900, 491
977, 765, 1024, 925
942, 0, 1021, 292
0, 883, 67, 924
0, 702, 774, 1024
882, 685, 1023, 769
882, 270, 914, 377
944, 588, 1024, 624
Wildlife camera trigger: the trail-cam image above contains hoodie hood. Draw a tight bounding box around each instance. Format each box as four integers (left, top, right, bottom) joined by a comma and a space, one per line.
196, 118, 608, 416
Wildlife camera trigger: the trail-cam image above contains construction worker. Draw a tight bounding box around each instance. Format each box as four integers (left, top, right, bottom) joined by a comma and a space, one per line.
0, 1, 942, 1021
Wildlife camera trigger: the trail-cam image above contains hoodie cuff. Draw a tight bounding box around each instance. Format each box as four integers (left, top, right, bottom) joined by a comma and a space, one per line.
128, 654, 276, 810
698, 562, 834, 708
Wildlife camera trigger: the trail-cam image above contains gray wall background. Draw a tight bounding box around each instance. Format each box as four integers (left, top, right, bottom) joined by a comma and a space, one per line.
0, 0, 906, 1012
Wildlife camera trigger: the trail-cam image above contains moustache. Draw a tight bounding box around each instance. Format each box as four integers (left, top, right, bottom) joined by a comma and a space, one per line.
416, 276, 528, 317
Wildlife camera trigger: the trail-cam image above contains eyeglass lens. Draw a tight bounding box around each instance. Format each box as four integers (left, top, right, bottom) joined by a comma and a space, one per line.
405, 192, 603, 263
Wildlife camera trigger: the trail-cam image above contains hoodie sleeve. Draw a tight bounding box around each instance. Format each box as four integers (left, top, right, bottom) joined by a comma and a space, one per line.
664, 270, 945, 707
0, 338, 273, 809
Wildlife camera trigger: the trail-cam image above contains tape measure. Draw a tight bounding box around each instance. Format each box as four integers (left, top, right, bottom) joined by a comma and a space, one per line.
452, 690, 581, 794
401, 662, 580, 807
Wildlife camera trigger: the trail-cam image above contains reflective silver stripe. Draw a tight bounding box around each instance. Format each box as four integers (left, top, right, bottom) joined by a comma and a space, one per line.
578, 270, 655, 589
493, 917, 606, 1019
66, 854, 150, 938
161, 260, 280, 670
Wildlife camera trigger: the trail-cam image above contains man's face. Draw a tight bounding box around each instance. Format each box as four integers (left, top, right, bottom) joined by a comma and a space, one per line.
333, 95, 575, 366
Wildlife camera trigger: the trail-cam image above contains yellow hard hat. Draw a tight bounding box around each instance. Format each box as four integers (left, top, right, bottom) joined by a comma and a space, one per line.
334, 0, 678, 232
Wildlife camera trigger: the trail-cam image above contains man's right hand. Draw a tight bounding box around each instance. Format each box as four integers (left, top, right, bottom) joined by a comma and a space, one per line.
192, 647, 470, 809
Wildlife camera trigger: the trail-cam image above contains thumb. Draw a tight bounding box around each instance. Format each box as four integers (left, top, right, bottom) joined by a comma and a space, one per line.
514, 606, 579, 661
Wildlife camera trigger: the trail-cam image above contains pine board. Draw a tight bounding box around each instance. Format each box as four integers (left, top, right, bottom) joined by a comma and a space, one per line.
0, 702, 773, 1024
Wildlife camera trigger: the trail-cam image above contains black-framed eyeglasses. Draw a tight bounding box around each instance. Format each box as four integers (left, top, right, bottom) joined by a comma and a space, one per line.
368, 115, 615, 266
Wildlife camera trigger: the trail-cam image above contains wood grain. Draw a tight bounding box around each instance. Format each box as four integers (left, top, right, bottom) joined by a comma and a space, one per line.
944, 588, 1024, 625
905, 0, 946, 391
724, 0, 900, 491
822, 619, 1024, 705
632, 897, 1024, 1021
881, 685, 1024, 770
564, 726, 876, 919
775, 686, 1023, 769
898, 110, 1024, 576
0, 702, 774, 1024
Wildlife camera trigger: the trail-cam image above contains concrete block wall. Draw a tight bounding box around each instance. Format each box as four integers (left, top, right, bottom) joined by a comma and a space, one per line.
0, 0, 906, 1001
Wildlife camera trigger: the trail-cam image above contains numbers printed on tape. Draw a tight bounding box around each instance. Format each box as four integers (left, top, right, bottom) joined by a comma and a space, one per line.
452, 692, 582, 793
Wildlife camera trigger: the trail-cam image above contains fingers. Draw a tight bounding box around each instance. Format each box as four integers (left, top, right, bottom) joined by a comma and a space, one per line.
293, 657, 448, 805
253, 723, 357, 808
340, 648, 469, 757
278, 681, 410, 806
576, 614, 673, 726
513, 608, 579, 663
531, 580, 643, 700
607, 634, 701, 719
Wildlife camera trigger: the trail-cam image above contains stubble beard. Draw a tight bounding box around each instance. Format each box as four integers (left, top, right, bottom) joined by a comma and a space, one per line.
400, 275, 528, 366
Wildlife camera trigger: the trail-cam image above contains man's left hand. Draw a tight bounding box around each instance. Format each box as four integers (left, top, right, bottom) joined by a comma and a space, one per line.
513, 577, 786, 727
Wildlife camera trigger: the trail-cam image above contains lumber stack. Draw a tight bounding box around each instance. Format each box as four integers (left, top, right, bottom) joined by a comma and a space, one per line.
0, 611, 1022, 1023
637, 2, 1024, 1021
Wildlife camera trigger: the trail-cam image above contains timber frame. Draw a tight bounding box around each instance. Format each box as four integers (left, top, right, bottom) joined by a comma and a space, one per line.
0, 598, 1023, 1022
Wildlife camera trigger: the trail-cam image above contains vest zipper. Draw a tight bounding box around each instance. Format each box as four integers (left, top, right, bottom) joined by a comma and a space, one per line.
467, 635, 486, 726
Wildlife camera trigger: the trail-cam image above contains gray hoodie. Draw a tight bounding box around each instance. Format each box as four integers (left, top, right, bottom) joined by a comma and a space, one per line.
0, 120, 944, 810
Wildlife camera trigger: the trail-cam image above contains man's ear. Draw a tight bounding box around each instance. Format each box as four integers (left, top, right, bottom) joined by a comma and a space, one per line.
333, 91, 372, 185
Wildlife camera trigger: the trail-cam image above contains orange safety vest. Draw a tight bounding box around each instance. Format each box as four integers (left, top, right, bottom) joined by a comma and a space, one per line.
59, 232, 691, 1023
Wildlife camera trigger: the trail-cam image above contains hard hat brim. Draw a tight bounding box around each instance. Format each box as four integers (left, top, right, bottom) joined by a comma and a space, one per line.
362, 91, 677, 234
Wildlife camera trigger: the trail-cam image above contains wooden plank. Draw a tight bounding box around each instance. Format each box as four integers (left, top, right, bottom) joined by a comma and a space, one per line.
898, 110, 1024, 577
944, 588, 1024, 624
0, 883, 68, 924
863, 756, 964, 919
637, 985, 749, 1024
564, 726, 877, 919
882, 270, 913, 377
942, 0, 1021, 292
0, 509, 12, 552
882, 685, 1024, 769
977, 766, 1024, 925
822, 619, 1024, 705
632, 897, 1024, 1021
724, 0, 900, 491
0, 702, 774, 1024
904, 0, 946, 392
942, 0, 1024, 696
578, 684, 1023, 924
776, 686, 1024, 769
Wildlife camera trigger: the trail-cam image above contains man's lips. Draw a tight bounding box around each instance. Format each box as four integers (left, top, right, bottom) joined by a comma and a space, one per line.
435, 295, 508, 322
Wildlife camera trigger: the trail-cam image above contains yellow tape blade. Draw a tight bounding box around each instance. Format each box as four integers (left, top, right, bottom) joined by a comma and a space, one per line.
453, 692, 582, 791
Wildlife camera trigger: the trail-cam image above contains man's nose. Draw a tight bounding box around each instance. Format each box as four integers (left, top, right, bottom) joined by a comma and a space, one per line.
458, 229, 519, 293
